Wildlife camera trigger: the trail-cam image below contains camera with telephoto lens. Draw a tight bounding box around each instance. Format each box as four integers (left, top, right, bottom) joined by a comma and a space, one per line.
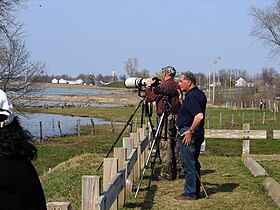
124, 77, 161, 88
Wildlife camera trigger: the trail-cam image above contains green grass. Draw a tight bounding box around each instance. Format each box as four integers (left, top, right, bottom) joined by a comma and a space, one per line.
29, 106, 280, 209
102, 81, 125, 88
23, 106, 143, 123
205, 108, 280, 131
23, 106, 280, 131
258, 160, 280, 183
38, 152, 279, 210
33, 124, 127, 176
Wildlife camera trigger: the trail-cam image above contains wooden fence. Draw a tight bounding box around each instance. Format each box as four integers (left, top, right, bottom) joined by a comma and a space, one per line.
206, 111, 280, 130
217, 100, 279, 112
46, 127, 149, 210
46, 124, 280, 209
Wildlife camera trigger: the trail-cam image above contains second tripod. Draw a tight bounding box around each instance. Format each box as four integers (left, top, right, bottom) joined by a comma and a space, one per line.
135, 99, 174, 198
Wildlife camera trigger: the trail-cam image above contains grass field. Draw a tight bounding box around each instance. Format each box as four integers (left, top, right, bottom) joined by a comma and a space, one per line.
29, 106, 280, 209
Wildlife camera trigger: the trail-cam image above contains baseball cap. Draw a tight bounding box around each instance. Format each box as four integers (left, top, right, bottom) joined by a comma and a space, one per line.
0, 89, 14, 128
184, 71, 196, 85
161, 66, 176, 78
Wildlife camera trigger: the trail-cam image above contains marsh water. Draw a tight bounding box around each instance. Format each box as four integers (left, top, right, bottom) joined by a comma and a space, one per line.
19, 86, 125, 138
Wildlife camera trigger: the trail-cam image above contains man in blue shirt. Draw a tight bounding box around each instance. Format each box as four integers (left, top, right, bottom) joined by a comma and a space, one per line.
175, 71, 207, 200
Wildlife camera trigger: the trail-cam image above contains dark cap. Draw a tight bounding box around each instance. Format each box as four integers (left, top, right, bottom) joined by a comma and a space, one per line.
184, 71, 196, 85
161, 66, 176, 78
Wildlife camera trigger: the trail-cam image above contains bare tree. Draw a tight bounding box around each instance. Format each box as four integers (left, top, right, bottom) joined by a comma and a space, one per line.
0, 0, 25, 44
250, 1, 280, 61
0, 0, 47, 106
124, 57, 138, 76
134, 69, 150, 78
218, 68, 249, 88
0, 39, 46, 101
261, 67, 278, 86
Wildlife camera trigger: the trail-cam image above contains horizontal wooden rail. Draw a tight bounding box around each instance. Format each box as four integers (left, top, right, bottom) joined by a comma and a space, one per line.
97, 170, 125, 210
94, 128, 148, 210
205, 129, 267, 139
125, 148, 138, 179
139, 136, 148, 154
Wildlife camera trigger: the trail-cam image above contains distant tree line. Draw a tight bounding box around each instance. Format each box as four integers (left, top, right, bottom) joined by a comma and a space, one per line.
1, 0, 279, 107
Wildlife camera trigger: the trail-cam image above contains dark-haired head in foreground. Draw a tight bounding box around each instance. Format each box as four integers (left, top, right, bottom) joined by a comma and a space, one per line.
0, 89, 46, 210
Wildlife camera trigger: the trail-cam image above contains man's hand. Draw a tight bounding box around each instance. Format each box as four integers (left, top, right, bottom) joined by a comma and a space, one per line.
181, 130, 192, 146
147, 78, 155, 87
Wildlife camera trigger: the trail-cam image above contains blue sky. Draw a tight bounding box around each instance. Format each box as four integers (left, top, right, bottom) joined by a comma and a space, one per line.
20, 0, 278, 77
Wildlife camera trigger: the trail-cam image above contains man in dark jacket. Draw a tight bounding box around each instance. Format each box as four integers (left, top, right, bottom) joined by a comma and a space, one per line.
175, 71, 207, 200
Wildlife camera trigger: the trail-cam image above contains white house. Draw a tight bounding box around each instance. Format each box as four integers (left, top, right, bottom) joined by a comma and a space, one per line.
76, 79, 83, 85
235, 77, 247, 87
65, 79, 84, 85
59, 78, 67, 84
51, 78, 58, 83
56, 78, 84, 85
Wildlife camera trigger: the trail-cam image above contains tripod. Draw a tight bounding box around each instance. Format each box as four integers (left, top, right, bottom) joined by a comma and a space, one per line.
97, 90, 156, 171
135, 98, 173, 198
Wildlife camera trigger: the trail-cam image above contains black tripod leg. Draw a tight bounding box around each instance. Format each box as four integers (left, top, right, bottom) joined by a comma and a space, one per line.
147, 117, 165, 190
135, 112, 166, 198
144, 101, 156, 137
96, 99, 144, 171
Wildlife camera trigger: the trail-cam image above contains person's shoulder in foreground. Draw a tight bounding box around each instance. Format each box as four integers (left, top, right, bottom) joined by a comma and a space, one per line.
0, 89, 47, 210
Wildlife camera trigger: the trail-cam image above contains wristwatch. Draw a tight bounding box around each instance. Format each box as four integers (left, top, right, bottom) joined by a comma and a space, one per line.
189, 129, 194, 134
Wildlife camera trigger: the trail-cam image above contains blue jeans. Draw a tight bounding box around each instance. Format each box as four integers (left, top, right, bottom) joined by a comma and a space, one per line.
178, 126, 204, 198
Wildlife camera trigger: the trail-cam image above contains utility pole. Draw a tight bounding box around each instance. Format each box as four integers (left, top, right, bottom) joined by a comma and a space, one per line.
212, 57, 221, 105
208, 71, 211, 101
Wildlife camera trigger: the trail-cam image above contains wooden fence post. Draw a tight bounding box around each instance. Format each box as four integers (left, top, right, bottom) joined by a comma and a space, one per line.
103, 158, 118, 210
114, 147, 127, 208
47, 202, 71, 210
82, 176, 100, 210
58, 121, 62, 137
219, 113, 222, 128
111, 118, 115, 133
263, 112, 265, 125
253, 110, 255, 125
137, 128, 146, 170
130, 132, 140, 180
274, 110, 277, 122
242, 123, 250, 160
91, 119, 95, 136
77, 119, 81, 137
207, 113, 210, 128
52, 118, 55, 137
123, 137, 134, 193
134, 118, 138, 132
39, 121, 43, 143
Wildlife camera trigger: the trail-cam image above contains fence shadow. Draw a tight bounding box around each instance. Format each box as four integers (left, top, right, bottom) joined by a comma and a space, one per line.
125, 185, 158, 210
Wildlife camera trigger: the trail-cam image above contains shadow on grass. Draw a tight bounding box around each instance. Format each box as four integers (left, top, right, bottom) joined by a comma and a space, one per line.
201, 182, 239, 198
201, 169, 215, 175
125, 185, 158, 209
